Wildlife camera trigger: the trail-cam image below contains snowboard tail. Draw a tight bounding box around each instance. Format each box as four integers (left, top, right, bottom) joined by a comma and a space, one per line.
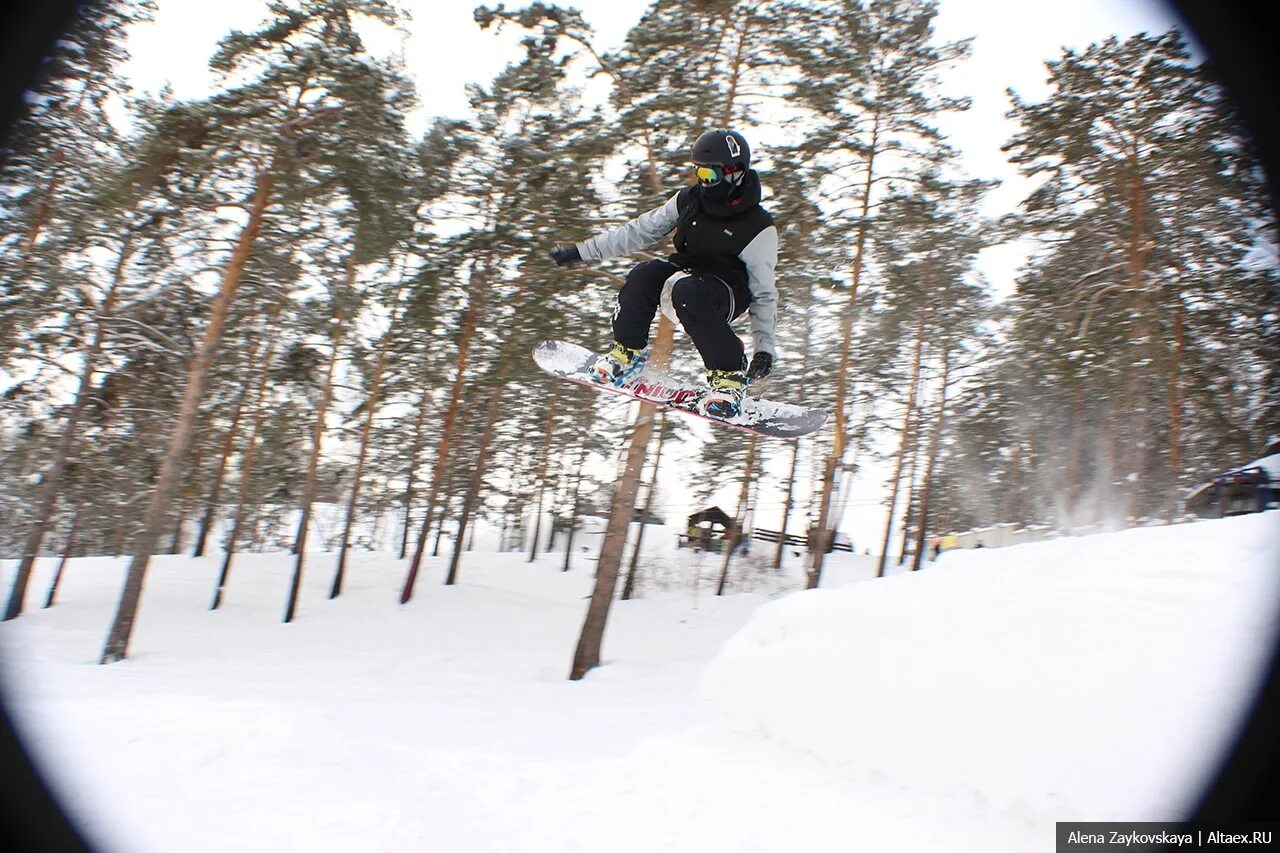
532, 340, 826, 439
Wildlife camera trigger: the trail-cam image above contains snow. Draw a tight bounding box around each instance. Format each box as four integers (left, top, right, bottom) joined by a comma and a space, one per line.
1244, 451, 1280, 480
1, 512, 1278, 852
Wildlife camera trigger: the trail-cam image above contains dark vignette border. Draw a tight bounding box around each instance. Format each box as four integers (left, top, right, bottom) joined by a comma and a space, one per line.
0, 1, 1275, 851
1168, 0, 1280, 827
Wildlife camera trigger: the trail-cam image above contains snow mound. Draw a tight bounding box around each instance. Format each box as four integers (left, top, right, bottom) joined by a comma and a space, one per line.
700, 512, 1280, 819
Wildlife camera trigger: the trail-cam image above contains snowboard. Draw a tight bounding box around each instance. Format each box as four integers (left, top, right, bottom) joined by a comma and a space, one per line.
532, 340, 827, 439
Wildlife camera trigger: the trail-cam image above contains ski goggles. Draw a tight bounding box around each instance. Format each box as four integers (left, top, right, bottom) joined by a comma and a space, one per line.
694, 162, 742, 186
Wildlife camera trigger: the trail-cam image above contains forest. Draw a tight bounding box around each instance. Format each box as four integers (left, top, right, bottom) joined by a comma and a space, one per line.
1, 0, 1275, 675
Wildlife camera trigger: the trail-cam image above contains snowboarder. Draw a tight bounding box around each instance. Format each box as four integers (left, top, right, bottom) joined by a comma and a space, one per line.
550, 129, 778, 419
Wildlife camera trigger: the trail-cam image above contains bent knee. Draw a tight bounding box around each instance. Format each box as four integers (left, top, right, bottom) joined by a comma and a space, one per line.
672, 278, 716, 321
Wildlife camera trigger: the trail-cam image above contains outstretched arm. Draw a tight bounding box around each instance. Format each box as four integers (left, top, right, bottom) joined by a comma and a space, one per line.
575, 193, 681, 262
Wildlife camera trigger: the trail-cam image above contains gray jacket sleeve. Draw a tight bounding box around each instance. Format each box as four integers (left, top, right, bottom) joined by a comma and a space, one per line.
575, 193, 681, 261
741, 225, 779, 357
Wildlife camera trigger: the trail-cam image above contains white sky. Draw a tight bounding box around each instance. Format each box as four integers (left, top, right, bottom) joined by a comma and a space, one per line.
118, 0, 1190, 552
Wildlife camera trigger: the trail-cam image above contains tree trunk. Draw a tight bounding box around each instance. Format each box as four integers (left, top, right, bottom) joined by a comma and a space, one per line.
284, 264, 352, 623
22, 164, 63, 252
42, 503, 81, 608
563, 441, 587, 573
719, 15, 754, 126
1122, 135, 1152, 522
193, 306, 281, 557
570, 398, 661, 680
568, 85, 688, 677
401, 262, 489, 604
1168, 299, 1184, 518
100, 166, 275, 662
1067, 378, 1085, 517
912, 344, 952, 571
717, 435, 758, 597
168, 442, 205, 554
527, 392, 557, 563
399, 378, 433, 560
877, 315, 926, 578
896, 395, 924, 566
809, 110, 881, 590
192, 393, 249, 558
431, 497, 451, 557
772, 438, 802, 570
331, 288, 404, 598
211, 336, 280, 610
445, 385, 504, 586
622, 411, 665, 600
1003, 439, 1023, 524
5, 230, 134, 620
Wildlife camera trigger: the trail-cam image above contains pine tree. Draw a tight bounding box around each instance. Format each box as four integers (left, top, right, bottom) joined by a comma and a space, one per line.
100, 0, 417, 659
778, 0, 972, 586
869, 173, 992, 565
2, 94, 213, 617
999, 30, 1276, 525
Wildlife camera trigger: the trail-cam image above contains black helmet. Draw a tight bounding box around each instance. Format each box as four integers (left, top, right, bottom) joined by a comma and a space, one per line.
690, 129, 750, 173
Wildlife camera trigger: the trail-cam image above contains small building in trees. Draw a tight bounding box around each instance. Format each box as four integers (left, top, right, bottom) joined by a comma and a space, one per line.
1185, 439, 1279, 519
680, 506, 734, 551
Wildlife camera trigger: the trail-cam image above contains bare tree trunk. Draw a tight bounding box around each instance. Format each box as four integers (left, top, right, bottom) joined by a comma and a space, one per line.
772, 439, 802, 570
568, 56, 704, 675
563, 441, 587, 573
570, 307, 675, 681
445, 385, 504, 586
192, 389, 250, 557
194, 303, 282, 557
1003, 439, 1023, 524
431, 497, 451, 557
527, 393, 557, 563
331, 288, 405, 598
570, 398, 662, 680
101, 166, 275, 662
1067, 378, 1085, 517
168, 443, 205, 554
399, 378, 432, 560
5, 230, 134, 620
22, 170, 62, 252
809, 110, 882, 590
42, 503, 81, 608
717, 435, 758, 597
211, 336, 280, 610
622, 412, 665, 600
1126, 138, 1151, 522
1168, 299, 1184, 517
896, 396, 923, 566
912, 344, 952, 571
401, 262, 488, 604
284, 261, 353, 623
877, 315, 926, 578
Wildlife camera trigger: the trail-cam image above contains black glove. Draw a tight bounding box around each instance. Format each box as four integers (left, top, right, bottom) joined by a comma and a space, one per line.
550, 243, 582, 267
747, 351, 773, 381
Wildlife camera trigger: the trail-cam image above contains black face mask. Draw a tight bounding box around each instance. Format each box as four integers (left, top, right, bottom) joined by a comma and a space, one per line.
695, 169, 761, 218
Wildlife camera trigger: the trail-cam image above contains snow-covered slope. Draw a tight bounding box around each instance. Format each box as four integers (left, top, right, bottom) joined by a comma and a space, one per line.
0, 512, 1277, 852
702, 512, 1280, 821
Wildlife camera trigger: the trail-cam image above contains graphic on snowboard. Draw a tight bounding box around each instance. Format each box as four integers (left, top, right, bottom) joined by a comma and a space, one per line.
533, 340, 826, 439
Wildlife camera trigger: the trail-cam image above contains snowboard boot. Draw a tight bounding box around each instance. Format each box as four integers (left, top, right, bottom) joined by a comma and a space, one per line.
591, 340, 648, 386
700, 369, 748, 418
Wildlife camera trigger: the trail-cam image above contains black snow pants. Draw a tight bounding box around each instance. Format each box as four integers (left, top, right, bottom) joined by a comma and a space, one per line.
612, 259, 750, 372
